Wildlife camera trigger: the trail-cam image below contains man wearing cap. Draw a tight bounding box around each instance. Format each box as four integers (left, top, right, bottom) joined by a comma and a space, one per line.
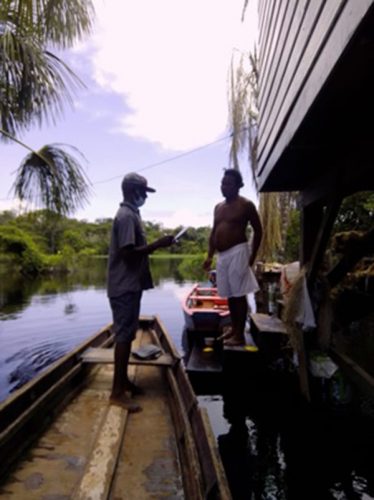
107, 172, 174, 412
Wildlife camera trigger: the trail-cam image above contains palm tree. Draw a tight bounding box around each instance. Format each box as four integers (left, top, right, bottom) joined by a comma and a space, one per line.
0, 0, 94, 214
228, 47, 296, 262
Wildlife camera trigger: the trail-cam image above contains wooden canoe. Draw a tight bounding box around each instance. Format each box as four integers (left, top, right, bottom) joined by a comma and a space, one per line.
0, 315, 231, 499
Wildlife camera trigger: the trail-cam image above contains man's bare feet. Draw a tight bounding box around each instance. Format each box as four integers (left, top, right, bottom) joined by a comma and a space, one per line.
109, 395, 142, 413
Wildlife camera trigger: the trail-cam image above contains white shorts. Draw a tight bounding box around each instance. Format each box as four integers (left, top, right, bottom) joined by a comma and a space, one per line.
216, 242, 259, 298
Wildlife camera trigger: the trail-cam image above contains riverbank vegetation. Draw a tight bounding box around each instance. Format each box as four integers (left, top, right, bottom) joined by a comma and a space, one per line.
0, 210, 211, 274
2, 190, 372, 275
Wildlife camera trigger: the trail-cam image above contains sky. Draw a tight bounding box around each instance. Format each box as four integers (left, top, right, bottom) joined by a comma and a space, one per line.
0, 0, 258, 229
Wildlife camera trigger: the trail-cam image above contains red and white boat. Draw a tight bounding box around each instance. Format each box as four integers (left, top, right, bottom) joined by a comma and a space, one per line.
182, 284, 231, 332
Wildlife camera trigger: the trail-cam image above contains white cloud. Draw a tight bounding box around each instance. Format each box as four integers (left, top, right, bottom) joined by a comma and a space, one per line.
145, 209, 212, 229
0, 198, 35, 215
88, 0, 258, 151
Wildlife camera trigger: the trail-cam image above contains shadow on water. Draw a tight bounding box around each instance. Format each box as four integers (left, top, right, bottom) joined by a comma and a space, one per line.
184, 313, 374, 500
199, 350, 374, 500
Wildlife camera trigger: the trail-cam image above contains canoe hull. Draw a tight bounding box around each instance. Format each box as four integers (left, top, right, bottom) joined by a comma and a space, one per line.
0, 316, 231, 499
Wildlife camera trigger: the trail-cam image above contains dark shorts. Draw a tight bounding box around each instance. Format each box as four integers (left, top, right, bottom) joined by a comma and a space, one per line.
109, 291, 142, 344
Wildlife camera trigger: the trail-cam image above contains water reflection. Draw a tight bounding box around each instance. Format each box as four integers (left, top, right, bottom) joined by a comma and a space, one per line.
0, 256, 197, 401
6, 340, 67, 393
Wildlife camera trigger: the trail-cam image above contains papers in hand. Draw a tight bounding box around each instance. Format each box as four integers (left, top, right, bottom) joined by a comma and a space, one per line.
173, 226, 189, 243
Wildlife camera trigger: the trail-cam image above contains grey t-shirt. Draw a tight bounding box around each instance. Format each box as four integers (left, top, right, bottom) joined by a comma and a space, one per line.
107, 202, 153, 297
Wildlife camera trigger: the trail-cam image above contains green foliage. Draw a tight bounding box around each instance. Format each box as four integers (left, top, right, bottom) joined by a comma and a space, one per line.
0, 225, 44, 274
0, 210, 17, 224
283, 192, 374, 264
0, 209, 212, 275
334, 192, 374, 233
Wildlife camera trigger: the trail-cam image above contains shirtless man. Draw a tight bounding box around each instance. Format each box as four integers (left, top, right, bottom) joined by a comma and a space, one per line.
203, 169, 263, 346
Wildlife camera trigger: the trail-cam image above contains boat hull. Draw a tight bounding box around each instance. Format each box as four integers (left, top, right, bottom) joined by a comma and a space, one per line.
183, 308, 231, 332
182, 285, 231, 332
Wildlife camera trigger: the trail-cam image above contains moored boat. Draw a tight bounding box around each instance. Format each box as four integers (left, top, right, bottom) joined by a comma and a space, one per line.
182, 284, 231, 333
0, 316, 231, 499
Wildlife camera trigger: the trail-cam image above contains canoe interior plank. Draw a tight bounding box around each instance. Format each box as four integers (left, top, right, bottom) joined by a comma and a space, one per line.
0, 379, 114, 498
72, 404, 128, 500
111, 340, 185, 497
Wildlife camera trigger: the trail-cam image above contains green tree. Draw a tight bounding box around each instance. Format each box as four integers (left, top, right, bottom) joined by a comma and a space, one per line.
0, 225, 44, 274
0, 0, 93, 214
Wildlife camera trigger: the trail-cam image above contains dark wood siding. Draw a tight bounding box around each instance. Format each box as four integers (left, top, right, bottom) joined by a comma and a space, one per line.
257, 0, 374, 192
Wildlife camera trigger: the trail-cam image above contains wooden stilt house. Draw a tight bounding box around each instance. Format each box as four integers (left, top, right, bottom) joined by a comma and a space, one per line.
257, 1, 374, 400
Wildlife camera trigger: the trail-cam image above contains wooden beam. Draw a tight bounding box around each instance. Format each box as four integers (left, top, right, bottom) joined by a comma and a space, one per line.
306, 195, 342, 283
300, 202, 324, 265
330, 347, 374, 398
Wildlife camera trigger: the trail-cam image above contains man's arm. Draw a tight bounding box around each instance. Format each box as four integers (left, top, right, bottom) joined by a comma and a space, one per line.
248, 201, 263, 267
120, 235, 174, 260
203, 207, 217, 271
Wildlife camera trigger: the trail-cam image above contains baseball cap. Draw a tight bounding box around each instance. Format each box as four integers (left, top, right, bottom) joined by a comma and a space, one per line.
122, 172, 156, 193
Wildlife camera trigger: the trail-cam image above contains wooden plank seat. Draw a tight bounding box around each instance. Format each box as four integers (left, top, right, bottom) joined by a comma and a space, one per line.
81, 347, 174, 366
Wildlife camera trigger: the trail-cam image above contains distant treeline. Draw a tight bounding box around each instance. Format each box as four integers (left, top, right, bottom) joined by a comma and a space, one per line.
1, 191, 372, 274
0, 210, 211, 274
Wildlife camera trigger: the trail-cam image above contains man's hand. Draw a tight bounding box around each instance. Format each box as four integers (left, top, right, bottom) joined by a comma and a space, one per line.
203, 256, 213, 271
154, 235, 175, 249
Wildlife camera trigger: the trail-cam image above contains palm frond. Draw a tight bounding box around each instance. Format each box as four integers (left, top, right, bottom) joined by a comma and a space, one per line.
13, 143, 91, 215
0, 0, 94, 47
228, 49, 259, 186
0, 30, 84, 136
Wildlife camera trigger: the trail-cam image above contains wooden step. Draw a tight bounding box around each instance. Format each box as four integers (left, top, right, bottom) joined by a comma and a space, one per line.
249, 312, 287, 335
186, 344, 222, 373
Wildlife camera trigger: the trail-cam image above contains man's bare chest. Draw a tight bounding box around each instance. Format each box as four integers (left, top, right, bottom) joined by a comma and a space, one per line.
216, 204, 247, 225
